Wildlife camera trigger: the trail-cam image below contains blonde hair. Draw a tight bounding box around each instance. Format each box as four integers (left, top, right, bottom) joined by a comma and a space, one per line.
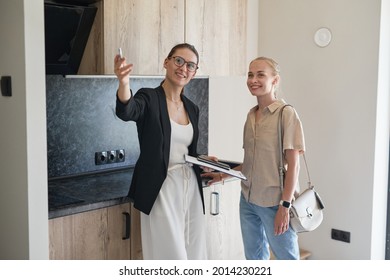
250, 56, 280, 76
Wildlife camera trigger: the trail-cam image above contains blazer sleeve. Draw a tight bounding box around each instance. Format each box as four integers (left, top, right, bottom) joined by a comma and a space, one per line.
116, 89, 149, 122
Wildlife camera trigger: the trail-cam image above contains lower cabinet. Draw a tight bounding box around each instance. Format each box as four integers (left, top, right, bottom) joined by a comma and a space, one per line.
203, 180, 245, 259
49, 203, 141, 260
129, 205, 143, 260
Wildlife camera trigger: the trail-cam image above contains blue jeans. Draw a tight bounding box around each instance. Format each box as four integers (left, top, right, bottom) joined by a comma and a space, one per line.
239, 193, 299, 260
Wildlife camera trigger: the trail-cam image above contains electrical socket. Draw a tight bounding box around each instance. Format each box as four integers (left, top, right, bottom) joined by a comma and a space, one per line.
116, 149, 125, 162
95, 151, 107, 165
331, 228, 351, 243
107, 150, 117, 164
95, 149, 125, 165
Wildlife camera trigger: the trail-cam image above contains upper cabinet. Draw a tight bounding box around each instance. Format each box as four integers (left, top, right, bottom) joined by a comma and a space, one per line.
79, 0, 247, 76
185, 0, 247, 76
104, 0, 184, 75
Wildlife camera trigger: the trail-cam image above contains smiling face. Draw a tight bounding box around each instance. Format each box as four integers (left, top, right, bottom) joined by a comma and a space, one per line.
163, 47, 198, 88
247, 58, 280, 98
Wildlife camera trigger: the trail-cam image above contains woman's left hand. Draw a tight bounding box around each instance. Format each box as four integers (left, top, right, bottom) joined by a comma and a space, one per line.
274, 206, 290, 235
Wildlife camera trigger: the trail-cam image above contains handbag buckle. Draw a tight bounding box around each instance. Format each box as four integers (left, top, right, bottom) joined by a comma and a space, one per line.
306, 207, 313, 218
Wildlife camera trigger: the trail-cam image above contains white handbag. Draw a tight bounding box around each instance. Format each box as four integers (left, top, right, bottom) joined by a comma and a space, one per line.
278, 105, 325, 233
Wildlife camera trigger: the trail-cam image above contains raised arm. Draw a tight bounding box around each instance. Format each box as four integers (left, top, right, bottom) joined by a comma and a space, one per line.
114, 53, 133, 104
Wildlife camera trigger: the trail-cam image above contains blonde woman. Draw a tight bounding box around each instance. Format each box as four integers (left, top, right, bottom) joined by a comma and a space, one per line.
204, 57, 305, 259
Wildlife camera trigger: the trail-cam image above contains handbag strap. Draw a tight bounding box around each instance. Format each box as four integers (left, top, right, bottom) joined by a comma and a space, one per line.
277, 104, 312, 191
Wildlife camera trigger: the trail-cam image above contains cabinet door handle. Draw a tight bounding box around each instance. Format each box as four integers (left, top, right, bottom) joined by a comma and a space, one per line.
122, 212, 131, 240
210, 191, 219, 215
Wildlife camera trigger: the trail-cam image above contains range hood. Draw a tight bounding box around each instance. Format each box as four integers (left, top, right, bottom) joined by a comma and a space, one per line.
44, 1, 97, 75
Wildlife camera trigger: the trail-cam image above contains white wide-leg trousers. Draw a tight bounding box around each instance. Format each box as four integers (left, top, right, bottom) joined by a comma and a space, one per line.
140, 164, 207, 260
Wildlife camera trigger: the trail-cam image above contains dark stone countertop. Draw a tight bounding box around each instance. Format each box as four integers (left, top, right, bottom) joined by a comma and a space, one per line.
48, 167, 134, 219
48, 165, 233, 219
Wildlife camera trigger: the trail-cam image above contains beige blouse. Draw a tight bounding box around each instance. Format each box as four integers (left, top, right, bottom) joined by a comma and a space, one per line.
240, 99, 305, 207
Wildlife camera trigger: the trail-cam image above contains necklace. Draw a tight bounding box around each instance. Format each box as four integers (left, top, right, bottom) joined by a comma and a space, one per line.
167, 98, 183, 111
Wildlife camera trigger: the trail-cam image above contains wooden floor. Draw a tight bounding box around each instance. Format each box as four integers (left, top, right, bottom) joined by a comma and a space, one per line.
299, 248, 312, 260
270, 248, 311, 260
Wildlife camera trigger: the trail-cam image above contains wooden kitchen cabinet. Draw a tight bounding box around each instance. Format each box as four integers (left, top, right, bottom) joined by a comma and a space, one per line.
130, 205, 143, 260
79, 0, 246, 76
106, 203, 131, 259
79, 0, 185, 75
49, 203, 134, 260
185, 0, 247, 76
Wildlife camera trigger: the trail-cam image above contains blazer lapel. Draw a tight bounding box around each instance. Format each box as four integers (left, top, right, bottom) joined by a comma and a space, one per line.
157, 86, 171, 171
182, 95, 199, 155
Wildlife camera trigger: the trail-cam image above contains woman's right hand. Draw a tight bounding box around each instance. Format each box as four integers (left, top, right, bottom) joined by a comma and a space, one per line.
114, 54, 133, 86
201, 172, 225, 186
114, 54, 133, 103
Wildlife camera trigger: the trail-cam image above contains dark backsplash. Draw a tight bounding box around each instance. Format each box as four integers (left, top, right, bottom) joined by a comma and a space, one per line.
46, 75, 209, 178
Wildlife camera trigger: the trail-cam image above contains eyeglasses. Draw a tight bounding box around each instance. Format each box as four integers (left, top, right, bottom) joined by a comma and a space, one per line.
169, 56, 198, 72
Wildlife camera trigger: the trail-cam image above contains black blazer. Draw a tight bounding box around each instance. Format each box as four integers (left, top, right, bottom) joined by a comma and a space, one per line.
116, 85, 204, 215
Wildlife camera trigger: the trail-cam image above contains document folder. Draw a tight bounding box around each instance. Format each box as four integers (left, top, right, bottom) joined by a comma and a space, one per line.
185, 155, 247, 180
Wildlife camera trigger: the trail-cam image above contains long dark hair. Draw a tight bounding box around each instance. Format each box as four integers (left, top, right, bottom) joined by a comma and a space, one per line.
167, 43, 199, 64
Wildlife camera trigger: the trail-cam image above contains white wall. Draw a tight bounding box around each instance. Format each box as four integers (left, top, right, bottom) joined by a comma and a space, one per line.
257, 0, 389, 259
0, 0, 48, 259
372, 0, 390, 258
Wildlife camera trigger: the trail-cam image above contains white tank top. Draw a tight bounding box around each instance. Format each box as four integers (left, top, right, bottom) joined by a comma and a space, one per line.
168, 119, 194, 168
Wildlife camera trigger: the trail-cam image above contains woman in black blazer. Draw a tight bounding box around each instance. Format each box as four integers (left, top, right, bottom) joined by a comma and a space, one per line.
114, 43, 207, 260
